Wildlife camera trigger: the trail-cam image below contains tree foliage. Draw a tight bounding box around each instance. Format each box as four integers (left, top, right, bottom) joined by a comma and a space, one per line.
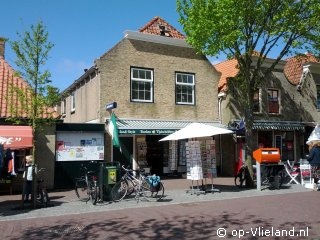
177, 0, 320, 186
10, 21, 57, 207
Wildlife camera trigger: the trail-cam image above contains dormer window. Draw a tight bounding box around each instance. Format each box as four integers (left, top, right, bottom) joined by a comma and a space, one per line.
159, 24, 170, 37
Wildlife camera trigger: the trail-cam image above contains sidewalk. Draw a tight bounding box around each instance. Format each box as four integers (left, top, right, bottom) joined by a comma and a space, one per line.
0, 177, 312, 221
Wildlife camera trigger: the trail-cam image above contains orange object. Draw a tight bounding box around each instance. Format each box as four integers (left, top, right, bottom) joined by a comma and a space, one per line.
253, 148, 281, 164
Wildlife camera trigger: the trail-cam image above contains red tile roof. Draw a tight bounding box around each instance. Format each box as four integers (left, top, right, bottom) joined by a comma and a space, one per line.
214, 53, 320, 91
214, 58, 239, 92
284, 53, 320, 85
0, 56, 60, 119
139, 16, 185, 39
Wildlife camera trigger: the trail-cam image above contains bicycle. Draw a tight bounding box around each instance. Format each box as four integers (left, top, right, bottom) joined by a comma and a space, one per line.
74, 162, 100, 205
111, 165, 164, 202
235, 163, 284, 188
36, 167, 50, 208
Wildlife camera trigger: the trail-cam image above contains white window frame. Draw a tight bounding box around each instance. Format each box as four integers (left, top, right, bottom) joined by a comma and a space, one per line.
71, 91, 76, 113
61, 98, 66, 114
175, 72, 195, 105
131, 67, 153, 102
253, 88, 261, 113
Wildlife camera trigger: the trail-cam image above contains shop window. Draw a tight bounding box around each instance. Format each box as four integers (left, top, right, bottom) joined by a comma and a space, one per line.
175, 72, 195, 105
280, 131, 294, 161
131, 67, 153, 102
258, 131, 273, 148
267, 89, 280, 114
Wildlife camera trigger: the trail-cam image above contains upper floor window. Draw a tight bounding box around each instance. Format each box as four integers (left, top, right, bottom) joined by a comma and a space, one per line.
317, 85, 320, 110
131, 67, 153, 102
175, 72, 195, 105
71, 91, 76, 113
253, 88, 261, 113
267, 89, 280, 114
62, 98, 66, 114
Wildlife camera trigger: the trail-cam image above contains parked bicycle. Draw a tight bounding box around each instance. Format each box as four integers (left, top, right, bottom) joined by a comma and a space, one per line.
74, 162, 100, 205
36, 167, 50, 207
111, 165, 164, 202
235, 163, 284, 188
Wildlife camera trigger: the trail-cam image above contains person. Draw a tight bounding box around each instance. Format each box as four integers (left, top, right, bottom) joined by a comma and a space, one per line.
23, 155, 33, 202
307, 141, 320, 190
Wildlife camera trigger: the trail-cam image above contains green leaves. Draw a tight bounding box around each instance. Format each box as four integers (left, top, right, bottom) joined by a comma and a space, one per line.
177, 0, 320, 58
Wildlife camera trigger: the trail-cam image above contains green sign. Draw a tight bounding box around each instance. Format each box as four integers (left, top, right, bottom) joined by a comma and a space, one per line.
119, 129, 177, 135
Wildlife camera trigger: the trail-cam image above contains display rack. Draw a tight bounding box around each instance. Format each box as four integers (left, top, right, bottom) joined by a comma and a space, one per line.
185, 138, 220, 195
168, 141, 178, 171
185, 140, 205, 195
136, 137, 148, 170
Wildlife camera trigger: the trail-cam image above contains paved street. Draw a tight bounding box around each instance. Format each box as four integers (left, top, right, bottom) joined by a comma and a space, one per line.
0, 178, 319, 239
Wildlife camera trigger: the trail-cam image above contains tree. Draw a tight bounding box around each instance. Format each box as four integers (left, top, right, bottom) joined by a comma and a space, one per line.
10, 21, 57, 207
177, 0, 320, 186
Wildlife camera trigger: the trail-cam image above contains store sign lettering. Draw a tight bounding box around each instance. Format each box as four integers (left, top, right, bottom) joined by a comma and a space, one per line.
0, 136, 22, 145
119, 129, 176, 135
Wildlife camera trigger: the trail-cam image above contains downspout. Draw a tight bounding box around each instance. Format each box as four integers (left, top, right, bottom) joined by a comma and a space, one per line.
218, 91, 226, 175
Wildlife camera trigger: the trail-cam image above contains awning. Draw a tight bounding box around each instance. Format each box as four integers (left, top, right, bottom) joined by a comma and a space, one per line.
114, 119, 227, 135
229, 120, 305, 133
252, 121, 305, 131
0, 126, 33, 149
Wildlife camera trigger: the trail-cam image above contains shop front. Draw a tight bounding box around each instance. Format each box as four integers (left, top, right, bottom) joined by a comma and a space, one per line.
114, 119, 226, 177
231, 120, 305, 175
0, 125, 33, 194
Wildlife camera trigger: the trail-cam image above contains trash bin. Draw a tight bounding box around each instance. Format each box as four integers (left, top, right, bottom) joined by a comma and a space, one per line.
99, 161, 120, 201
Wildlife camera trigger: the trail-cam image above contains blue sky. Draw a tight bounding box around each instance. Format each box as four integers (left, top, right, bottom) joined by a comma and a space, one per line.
2, 0, 226, 91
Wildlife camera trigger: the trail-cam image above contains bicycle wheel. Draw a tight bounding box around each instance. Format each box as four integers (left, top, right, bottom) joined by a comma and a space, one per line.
90, 182, 98, 205
126, 178, 135, 196
75, 178, 90, 202
111, 180, 128, 202
235, 170, 245, 188
142, 180, 164, 201
42, 189, 49, 207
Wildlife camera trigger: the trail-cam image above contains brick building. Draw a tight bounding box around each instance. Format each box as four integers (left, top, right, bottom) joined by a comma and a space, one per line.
59, 17, 233, 177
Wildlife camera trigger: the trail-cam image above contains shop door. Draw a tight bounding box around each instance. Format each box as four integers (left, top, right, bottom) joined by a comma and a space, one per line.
113, 137, 133, 167
146, 135, 164, 175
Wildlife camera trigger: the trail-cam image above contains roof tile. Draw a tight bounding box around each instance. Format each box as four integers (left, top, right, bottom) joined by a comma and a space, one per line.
0, 56, 60, 119
214, 58, 239, 92
139, 16, 185, 39
284, 53, 320, 85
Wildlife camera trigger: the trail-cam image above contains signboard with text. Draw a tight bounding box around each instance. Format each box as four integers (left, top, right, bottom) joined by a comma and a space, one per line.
119, 129, 177, 135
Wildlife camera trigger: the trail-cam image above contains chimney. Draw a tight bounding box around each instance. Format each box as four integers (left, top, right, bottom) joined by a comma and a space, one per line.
0, 37, 6, 58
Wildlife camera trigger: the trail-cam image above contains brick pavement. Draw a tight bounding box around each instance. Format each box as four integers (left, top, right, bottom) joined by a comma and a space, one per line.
0, 190, 319, 239
0, 177, 313, 221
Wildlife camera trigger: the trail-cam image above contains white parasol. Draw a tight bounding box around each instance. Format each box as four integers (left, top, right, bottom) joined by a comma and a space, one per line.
306, 124, 320, 144
159, 122, 233, 141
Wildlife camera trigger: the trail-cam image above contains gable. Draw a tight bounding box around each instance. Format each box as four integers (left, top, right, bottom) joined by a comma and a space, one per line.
284, 53, 320, 85
139, 16, 185, 39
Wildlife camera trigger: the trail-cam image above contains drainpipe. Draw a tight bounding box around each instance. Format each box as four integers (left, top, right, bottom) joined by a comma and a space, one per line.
218, 91, 226, 175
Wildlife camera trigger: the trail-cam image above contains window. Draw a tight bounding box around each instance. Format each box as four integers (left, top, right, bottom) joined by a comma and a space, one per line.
267, 89, 280, 114
175, 72, 195, 105
253, 88, 261, 113
71, 91, 76, 113
61, 99, 66, 114
131, 67, 153, 102
317, 85, 320, 110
